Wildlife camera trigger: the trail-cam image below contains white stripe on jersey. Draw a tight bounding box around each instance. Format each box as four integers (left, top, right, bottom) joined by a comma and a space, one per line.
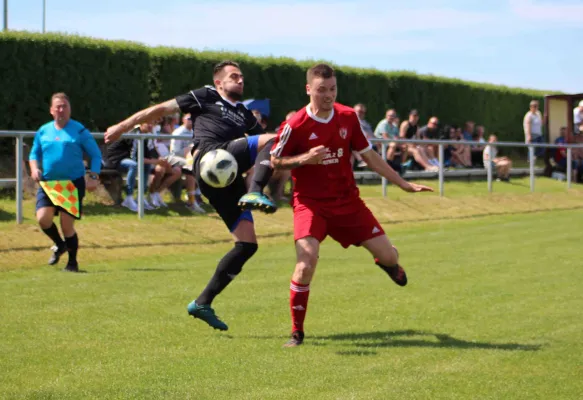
190, 90, 202, 109
271, 123, 292, 157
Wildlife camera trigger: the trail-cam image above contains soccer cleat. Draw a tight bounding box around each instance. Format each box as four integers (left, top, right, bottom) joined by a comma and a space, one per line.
283, 331, 304, 348
186, 202, 206, 214
375, 258, 408, 287
48, 245, 67, 266
238, 192, 277, 214
62, 263, 79, 273
187, 301, 228, 331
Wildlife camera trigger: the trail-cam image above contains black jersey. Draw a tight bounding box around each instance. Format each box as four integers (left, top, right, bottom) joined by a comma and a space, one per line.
175, 86, 264, 149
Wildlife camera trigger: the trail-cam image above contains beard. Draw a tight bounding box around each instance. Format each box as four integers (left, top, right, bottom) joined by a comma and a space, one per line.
225, 89, 243, 101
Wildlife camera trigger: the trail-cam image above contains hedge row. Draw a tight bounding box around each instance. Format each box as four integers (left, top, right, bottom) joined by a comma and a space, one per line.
1, 32, 550, 143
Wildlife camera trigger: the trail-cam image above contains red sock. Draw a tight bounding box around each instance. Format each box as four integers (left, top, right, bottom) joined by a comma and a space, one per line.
290, 280, 310, 333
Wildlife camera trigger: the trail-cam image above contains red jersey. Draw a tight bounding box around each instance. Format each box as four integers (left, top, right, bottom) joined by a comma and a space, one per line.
271, 103, 372, 206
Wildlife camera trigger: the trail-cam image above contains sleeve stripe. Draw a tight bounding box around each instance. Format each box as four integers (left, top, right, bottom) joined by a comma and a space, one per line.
190, 90, 202, 109
270, 123, 292, 157
356, 144, 373, 154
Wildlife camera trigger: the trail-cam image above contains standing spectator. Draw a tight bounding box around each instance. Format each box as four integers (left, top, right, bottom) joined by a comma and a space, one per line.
29, 93, 102, 272
523, 100, 544, 159
483, 134, 512, 181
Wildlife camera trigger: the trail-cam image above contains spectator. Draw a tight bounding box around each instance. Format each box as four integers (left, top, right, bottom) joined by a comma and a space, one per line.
523, 100, 544, 159
462, 121, 475, 142
574, 100, 583, 134
353, 103, 375, 167
418, 116, 440, 165
170, 114, 205, 213
374, 109, 400, 162
105, 124, 158, 211
483, 134, 512, 181
471, 125, 487, 167
400, 110, 438, 172
149, 117, 184, 207
451, 126, 472, 167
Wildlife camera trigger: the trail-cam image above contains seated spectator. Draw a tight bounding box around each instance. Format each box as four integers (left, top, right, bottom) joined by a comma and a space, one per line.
374, 109, 401, 162
400, 110, 438, 172
483, 134, 512, 181
170, 114, 205, 213
571, 126, 583, 182
451, 126, 472, 167
148, 118, 182, 208
418, 116, 440, 165
105, 123, 156, 212
352, 103, 375, 167
471, 125, 487, 167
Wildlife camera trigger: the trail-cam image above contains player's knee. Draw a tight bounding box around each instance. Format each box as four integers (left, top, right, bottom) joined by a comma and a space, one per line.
233, 241, 258, 268
36, 212, 53, 229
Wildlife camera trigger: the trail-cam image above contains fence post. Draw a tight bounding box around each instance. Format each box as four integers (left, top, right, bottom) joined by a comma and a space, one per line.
15, 134, 23, 224
381, 142, 387, 198
529, 146, 535, 192
137, 138, 145, 219
567, 147, 572, 189
487, 155, 493, 193
438, 144, 444, 197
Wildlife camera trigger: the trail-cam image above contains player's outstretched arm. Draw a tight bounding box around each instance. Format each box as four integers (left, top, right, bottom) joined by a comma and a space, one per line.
271, 145, 327, 170
104, 99, 181, 143
360, 149, 434, 193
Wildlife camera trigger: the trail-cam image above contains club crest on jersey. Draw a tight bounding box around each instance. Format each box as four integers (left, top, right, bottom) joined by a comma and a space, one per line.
339, 127, 348, 139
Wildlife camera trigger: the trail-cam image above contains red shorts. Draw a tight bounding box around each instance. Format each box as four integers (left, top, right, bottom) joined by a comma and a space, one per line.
293, 198, 385, 248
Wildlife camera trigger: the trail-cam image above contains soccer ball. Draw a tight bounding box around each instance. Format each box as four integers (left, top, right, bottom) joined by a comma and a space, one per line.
199, 149, 238, 188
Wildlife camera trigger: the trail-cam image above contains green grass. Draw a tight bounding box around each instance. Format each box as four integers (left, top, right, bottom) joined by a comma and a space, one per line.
1, 178, 582, 399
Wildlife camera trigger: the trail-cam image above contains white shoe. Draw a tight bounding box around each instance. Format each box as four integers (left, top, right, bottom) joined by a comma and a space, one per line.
121, 196, 138, 212
143, 198, 156, 210
186, 202, 206, 214
154, 192, 168, 208
149, 193, 161, 208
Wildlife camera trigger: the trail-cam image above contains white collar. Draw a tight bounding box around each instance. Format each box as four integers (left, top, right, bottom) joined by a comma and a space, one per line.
306, 104, 334, 124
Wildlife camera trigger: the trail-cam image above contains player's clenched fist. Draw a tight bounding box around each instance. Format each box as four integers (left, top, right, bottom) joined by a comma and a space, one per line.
104, 124, 124, 143
304, 145, 328, 165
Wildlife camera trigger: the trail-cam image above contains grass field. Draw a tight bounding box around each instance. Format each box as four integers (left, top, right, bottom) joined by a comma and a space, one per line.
1, 178, 582, 399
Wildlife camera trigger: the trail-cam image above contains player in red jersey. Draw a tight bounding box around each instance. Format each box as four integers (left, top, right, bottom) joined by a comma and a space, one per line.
270, 63, 433, 347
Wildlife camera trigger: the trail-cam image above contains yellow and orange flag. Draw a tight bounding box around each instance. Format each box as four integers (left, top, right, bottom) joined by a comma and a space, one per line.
40, 180, 81, 218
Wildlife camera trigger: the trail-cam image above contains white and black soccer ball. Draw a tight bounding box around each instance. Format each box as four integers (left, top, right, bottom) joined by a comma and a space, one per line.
199, 149, 238, 188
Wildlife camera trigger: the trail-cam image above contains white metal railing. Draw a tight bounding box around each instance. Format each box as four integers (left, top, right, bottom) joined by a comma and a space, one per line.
1, 130, 582, 224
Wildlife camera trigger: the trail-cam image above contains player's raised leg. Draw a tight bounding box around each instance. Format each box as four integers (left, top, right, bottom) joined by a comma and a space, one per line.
284, 236, 320, 347
238, 133, 278, 213
362, 235, 407, 287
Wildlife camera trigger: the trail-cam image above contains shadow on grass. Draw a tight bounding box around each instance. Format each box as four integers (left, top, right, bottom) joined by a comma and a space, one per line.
0, 208, 16, 222
81, 202, 214, 217
312, 330, 542, 353
0, 231, 293, 253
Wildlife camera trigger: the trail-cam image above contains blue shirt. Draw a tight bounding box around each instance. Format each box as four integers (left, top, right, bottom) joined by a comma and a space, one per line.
29, 119, 102, 181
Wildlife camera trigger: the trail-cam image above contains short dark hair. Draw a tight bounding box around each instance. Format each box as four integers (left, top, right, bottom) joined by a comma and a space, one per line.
213, 60, 240, 78
51, 92, 70, 105
307, 63, 335, 82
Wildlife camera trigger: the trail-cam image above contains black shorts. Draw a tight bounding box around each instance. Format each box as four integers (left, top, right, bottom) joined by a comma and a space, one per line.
195, 136, 261, 231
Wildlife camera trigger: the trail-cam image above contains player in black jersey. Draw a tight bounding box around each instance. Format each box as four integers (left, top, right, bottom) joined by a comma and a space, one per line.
105, 61, 278, 331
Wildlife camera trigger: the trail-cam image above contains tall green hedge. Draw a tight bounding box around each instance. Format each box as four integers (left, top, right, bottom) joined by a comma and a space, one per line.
0, 32, 150, 131
1, 32, 551, 143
